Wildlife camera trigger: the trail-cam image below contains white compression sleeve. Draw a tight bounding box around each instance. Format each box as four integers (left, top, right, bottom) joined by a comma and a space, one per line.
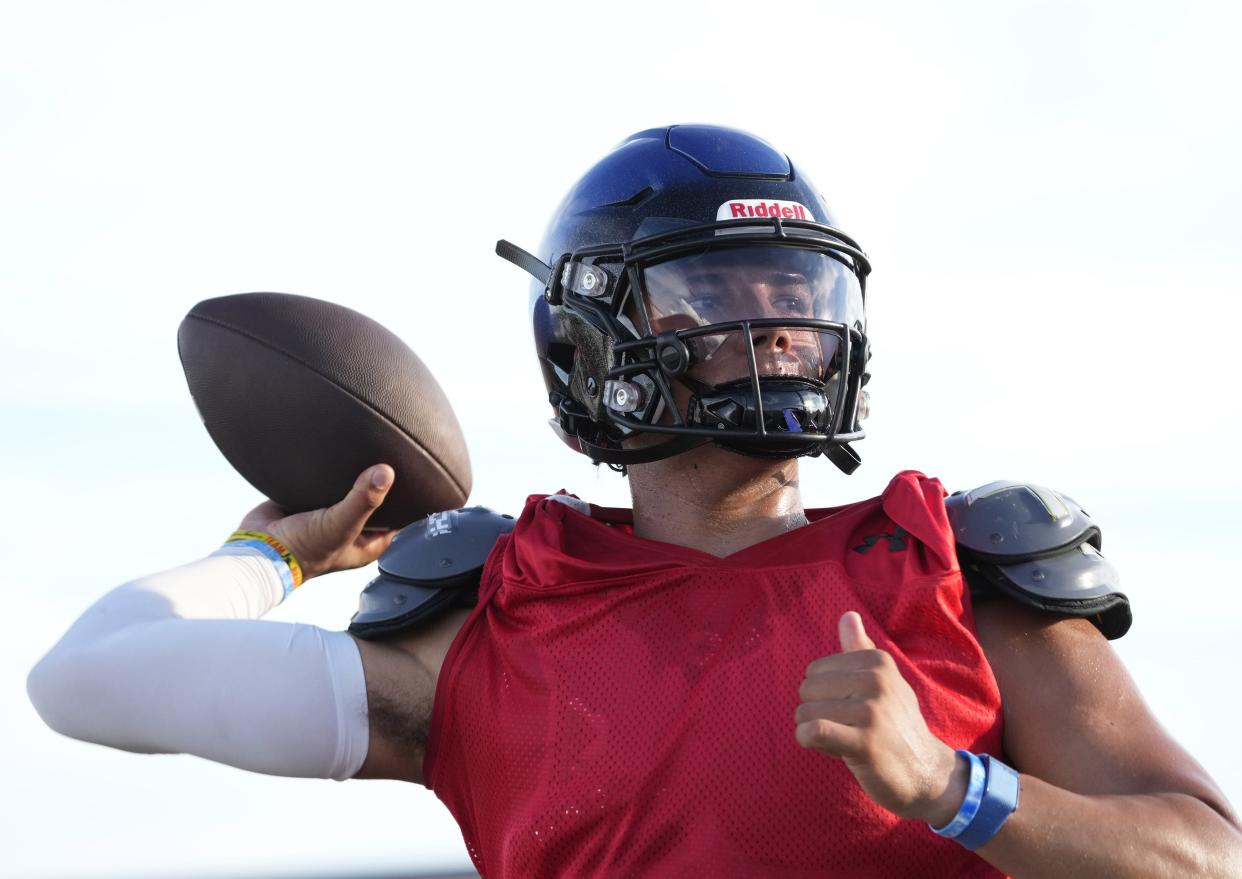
26, 548, 370, 781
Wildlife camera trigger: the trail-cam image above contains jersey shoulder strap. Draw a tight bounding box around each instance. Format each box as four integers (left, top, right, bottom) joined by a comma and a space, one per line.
945, 481, 1132, 640
348, 506, 515, 640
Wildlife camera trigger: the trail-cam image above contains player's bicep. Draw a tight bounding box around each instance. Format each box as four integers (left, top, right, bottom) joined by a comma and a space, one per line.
975, 600, 1237, 823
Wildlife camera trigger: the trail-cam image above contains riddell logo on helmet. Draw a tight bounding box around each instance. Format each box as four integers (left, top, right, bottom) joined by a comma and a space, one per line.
716, 199, 811, 222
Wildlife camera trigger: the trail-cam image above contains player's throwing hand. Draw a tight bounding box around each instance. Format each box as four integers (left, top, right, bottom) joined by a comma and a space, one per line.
795, 611, 968, 826
237, 464, 401, 581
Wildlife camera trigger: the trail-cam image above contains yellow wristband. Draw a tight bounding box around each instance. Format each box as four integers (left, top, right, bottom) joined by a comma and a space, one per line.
227, 529, 305, 588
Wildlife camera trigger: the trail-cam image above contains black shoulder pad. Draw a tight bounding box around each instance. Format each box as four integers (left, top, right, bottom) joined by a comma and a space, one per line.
946, 481, 1132, 640
348, 506, 515, 640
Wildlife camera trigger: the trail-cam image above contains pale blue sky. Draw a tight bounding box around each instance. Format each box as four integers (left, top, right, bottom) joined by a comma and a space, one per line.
2, 1, 1240, 876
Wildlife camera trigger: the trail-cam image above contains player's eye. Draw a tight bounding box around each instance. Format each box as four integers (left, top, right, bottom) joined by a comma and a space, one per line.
771, 291, 812, 316
687, 295, 723, 317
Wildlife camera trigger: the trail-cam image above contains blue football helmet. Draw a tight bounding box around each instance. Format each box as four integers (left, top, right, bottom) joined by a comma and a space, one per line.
497, 125, 872, 473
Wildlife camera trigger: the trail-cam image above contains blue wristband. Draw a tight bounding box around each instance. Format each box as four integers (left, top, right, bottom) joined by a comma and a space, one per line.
929, 749, 987, 838
955, 754, 1021, 851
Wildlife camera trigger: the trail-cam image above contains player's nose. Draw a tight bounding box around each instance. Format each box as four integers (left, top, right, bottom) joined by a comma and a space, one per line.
750, 326, 792, 353
735, 287, 790, 351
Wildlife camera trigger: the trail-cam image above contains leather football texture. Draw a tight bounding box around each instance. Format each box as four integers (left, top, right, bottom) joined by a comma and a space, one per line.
178, 291, 471, 529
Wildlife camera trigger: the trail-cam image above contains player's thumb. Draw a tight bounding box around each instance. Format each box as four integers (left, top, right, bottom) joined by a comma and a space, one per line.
838, 611, 876, 652
325, 464, 394, 535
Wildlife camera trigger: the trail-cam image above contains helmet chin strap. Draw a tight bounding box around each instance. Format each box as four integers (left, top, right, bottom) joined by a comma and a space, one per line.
824, 443, 862, 474
578, 433, 707, 466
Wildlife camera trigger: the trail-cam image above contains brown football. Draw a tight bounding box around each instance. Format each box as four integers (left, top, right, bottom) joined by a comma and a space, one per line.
177, 292, 471, 529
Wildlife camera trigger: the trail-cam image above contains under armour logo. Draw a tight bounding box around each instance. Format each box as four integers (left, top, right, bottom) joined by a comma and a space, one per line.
852, 525, 909, 554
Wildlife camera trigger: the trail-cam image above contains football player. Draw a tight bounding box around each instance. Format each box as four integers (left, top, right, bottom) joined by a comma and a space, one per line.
29, 126, 1242, 877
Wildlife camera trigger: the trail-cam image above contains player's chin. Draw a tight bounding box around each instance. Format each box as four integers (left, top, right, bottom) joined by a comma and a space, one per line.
621, 421, 804, 473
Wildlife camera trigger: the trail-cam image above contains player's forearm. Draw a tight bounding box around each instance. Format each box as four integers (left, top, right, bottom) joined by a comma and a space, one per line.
28, 550, 286, 727
973, 772, 1242, 879
27, 551, 282, 739
26, 551, 370, 780
35, 550, 286, 658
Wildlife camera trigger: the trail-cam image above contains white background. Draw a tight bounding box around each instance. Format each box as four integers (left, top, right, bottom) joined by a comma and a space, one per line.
2, 1, 1239, 876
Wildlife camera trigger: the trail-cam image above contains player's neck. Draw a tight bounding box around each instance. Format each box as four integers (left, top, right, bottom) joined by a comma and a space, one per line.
627, 446, 807, 558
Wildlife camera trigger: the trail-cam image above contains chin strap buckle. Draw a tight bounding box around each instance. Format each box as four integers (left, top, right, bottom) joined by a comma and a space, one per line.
825, 443, 862, 474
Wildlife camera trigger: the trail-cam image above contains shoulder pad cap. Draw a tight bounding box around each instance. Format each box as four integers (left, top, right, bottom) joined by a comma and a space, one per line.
947, 481, 1131, 640
349, 506, 515, 640
945, 480, 1099, 562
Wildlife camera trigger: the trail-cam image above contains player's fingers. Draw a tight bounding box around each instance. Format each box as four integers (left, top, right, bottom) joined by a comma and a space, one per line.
838, 610, 877, 652
795, 716, 867, 757
323, 465, 394, 539
329, 529, 398, 572
794, 698, 876, 728
798, 669, 882, 703
353, 528, 399, 561
805, 648, 892, 677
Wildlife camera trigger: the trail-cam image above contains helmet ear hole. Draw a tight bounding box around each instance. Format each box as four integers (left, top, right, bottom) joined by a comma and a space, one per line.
562, 313, 613, 421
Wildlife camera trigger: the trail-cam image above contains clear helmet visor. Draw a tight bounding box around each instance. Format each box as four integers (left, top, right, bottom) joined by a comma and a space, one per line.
639, 246, 864, 387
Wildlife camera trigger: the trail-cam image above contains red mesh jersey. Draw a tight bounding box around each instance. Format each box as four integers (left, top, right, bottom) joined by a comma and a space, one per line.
425, 471, 1008, 878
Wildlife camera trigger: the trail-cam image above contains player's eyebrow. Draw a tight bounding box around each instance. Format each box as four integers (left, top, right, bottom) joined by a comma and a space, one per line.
681, 270, 729, 284
683, 268, 796, 281
683, 270, 809, 285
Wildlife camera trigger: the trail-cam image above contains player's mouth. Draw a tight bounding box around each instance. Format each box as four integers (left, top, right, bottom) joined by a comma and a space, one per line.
695, 347, 825, 386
